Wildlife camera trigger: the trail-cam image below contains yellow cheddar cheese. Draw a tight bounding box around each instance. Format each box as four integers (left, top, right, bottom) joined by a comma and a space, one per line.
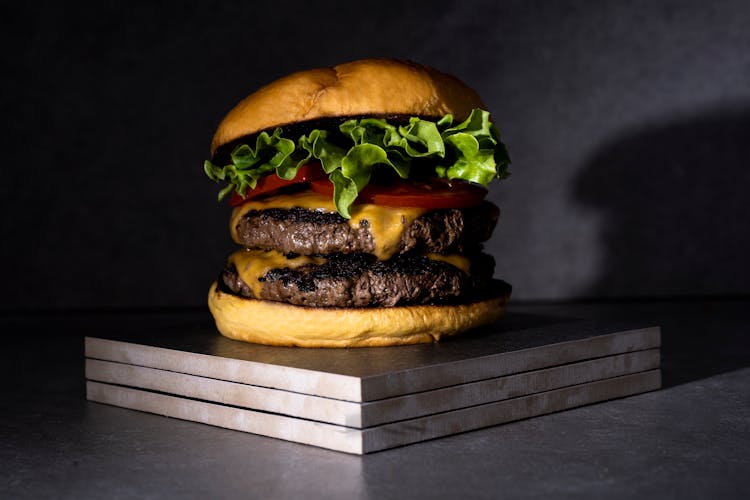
228, 249, 325, 298
426, 253, 471, 273
229, 191, 426, 260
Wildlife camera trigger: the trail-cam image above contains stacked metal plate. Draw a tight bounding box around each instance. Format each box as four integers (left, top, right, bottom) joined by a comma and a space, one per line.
85, 313, 661, 454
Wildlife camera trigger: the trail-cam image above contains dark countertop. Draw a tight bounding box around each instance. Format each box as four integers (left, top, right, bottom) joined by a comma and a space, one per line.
1, 300, 748, 499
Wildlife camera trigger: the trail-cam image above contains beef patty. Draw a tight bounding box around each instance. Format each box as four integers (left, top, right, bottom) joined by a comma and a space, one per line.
233, 201, 499, 256
220, 252, 497, 308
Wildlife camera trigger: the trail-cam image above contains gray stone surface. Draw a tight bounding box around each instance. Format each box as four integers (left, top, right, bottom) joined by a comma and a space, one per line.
1, 300, 748, 498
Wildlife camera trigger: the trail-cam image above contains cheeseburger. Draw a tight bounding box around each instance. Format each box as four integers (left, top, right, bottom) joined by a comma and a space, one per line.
204, 58, 512, 347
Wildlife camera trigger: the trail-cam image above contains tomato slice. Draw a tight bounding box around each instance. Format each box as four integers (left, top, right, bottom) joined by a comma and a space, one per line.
309, 178, 488, 209
229, 164, 325, 206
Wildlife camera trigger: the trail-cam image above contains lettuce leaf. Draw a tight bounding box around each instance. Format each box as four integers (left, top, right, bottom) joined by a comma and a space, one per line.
203, 128, 309, 200
204, 108, 510, 217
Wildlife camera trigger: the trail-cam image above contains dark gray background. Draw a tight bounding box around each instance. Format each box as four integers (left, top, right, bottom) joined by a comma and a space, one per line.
2, 0, 749, 310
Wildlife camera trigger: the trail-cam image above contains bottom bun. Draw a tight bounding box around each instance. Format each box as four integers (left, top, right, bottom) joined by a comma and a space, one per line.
207, 281, 511, 348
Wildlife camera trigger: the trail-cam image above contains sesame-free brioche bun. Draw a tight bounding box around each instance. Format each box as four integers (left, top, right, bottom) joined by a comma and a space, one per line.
207, 281, 510, 348
210, 58, 485, 154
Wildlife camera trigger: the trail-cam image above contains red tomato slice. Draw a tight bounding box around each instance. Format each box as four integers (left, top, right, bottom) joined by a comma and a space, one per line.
309, 178, 488, 209
229, 164, 325, 206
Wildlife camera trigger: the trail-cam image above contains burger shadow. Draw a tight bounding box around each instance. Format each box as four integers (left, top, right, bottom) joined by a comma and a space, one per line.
571, 105, 750, 387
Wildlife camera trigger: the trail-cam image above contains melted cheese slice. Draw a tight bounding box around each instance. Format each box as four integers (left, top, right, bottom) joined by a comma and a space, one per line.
229, 248, 472, 300
426, 253, 471, 273
228, 249, 325, 298
229, 191, 427, 260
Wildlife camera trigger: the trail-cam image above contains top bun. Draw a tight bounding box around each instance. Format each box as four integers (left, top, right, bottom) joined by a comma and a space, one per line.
211, 58, 485, 154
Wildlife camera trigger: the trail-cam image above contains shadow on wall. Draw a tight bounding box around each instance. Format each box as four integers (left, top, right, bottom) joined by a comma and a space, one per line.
573, 106, 750, 299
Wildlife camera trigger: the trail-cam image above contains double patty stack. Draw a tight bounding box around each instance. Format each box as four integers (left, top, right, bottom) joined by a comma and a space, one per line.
221, 197, 500, 308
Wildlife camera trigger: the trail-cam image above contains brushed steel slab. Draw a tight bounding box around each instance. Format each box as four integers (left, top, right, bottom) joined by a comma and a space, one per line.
360, 370, 662, 453
85, 313, 661, 401
86, 370, 661, 454
85, 349, 660, 428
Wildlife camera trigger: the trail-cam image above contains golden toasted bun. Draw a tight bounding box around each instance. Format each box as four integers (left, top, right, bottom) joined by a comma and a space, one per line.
211, 58, 485, 154
207, 281, 509, 348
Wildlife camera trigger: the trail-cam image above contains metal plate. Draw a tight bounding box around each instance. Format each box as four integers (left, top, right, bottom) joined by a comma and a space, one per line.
85, 313, 660, 401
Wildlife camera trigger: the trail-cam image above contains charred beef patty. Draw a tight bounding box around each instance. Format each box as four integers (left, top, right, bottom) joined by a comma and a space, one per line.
234, 201, 499, 256
220, 252, 496, 308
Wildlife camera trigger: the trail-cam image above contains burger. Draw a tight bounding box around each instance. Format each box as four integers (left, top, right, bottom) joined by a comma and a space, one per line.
204, 58, 512, 347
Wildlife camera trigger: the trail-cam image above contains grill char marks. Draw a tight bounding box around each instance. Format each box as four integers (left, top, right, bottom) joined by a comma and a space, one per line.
401, 202, 499, 255
235, 207, 374, 255
234, 201, 500, 256
221, 252, 496, 308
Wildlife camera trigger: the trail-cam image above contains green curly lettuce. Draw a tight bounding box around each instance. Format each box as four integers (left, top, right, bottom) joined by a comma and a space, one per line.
204, 108, 510, 218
